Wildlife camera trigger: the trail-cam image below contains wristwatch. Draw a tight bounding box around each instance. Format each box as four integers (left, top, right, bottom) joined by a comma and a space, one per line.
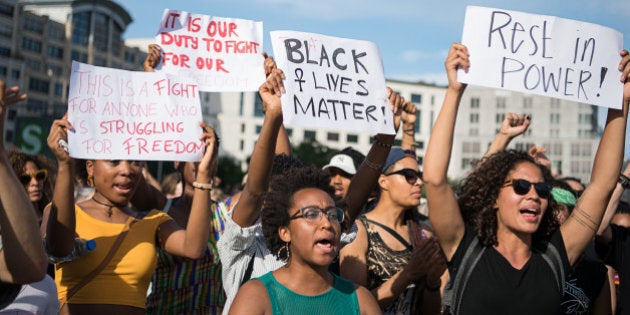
618, 174, 630, 189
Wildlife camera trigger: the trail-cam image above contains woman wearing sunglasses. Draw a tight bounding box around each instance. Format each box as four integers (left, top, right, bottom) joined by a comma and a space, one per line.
229, 166, 380, 314
8, 149, 52, 223
423, 43, 630, 314
341, 147, 446, 314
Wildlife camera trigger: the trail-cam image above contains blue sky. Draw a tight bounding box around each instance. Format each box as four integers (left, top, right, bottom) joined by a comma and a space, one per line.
120, 0, 630, 86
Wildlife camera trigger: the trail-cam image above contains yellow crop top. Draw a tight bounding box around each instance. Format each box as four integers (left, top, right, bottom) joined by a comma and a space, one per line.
55, 205, 172, 308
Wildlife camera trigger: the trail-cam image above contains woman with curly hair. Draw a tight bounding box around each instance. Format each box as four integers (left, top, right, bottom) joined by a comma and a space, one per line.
8, 148, 53, 222
229, 166, 380, 314
422, 43, 630, 314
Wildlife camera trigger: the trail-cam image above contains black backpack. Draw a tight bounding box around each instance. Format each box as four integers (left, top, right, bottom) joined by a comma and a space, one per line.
442, 237, 565, 315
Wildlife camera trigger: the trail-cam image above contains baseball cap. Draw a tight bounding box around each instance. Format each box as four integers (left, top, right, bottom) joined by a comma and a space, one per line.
323, 154, 356, 175
382, 147, 408, 172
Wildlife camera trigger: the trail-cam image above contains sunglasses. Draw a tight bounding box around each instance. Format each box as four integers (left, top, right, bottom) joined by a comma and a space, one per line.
503, 179, 551, 199
384, 168, 423, 185
289, 206, 345, 224
19, 169, 48, 185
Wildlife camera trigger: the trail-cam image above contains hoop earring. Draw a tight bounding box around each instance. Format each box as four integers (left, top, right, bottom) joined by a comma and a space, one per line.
277, 242, 290, 263
87, 175, 94, 187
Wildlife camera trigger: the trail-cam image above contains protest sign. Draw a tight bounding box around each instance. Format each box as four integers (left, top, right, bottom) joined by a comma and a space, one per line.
155, 9, 265, 92
67, 61, 204, 161
271, 31, 394, 135
459, 6, 623, 108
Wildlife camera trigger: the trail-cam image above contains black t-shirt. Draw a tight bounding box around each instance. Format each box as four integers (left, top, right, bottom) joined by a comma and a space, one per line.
596, 224, 630, 315
449, 227, 570, 315
561, 250, 607, 314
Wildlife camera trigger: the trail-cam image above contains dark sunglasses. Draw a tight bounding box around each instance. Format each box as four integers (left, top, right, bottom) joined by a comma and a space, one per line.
289, 206, 345, 224
384, 168, 423, 185
19, 169, 48, 185
503, 179, 551, 199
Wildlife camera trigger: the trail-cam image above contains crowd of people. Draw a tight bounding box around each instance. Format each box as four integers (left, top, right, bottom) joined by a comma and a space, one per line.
0, 40, 629, 315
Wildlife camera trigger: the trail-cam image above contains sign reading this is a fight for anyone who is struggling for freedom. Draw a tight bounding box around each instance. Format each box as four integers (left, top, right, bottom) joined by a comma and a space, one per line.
271, 31, 395, 135
155, 9, 265, 92
459, 6, 624, 109
67, 61, 204, 162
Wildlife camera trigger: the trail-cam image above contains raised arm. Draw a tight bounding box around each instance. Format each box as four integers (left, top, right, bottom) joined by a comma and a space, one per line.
561, 49, 630, 265
43, 113, 77, 257
483, 113, 530, 159
263, 54, 292, 157
231, 69, 285, 227
344, 88, 404, 223
159, 123, 218, 258
597, 162, 630, 241
400, 101, 417, 152
422, 43, 469, 259
0, 80, 47, 283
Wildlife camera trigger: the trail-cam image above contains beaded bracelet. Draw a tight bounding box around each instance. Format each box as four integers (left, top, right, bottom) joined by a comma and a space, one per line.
192, 181, 213, 190
373, 137, 393, 148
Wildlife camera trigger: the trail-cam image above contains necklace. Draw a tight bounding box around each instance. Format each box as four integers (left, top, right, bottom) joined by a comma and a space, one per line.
91, 196, 116, 217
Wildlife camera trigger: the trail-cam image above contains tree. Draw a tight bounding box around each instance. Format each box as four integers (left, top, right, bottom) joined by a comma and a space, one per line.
291, 138, 332, 168
217, 155, 245, 194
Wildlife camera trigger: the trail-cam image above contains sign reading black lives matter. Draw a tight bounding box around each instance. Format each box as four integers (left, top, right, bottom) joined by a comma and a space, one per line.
460, 6, 623, 109
271, 31, 395, 135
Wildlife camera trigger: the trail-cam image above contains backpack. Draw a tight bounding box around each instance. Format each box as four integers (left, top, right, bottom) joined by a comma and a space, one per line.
442, 237, 565, 315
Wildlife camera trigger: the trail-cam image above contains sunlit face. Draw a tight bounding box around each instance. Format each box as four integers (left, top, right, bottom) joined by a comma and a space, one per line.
495, 161, 549, 237
327, 167, 352, 198
22, 161, 44, 202
381, 157, 423, 208
281, 188, 341, 267
87, 160, 142, 205
555, 204, 570, 224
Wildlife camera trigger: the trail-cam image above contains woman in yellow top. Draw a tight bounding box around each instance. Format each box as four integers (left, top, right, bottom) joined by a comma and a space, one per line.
43, 113, 219, 315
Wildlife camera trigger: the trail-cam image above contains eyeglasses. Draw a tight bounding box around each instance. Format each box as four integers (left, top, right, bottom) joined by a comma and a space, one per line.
19, 169, 48, 185
289, 206, 345, 224
503, 179, 551, 199
384, 168, 423, 185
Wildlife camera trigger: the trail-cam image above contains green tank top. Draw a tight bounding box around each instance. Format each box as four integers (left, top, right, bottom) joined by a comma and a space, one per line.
257, 271, 360, 315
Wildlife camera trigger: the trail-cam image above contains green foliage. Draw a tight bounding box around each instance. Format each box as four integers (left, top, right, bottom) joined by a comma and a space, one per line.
291, 138, 332, 168
217, 155, 246, 192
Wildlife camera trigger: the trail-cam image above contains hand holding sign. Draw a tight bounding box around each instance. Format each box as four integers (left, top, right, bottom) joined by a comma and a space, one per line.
258, 68, 285, 117
446, 43, 469, 94
144, 44, 162, 72
47, 113, 73, 164
621, 49, 630, 104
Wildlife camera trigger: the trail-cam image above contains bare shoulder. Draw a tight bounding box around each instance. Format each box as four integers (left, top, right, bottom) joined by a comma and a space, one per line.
354, 284, 382, 315
229, 279, 271, 315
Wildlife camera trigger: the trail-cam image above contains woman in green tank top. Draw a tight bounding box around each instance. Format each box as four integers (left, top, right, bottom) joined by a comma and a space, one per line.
228, 166, 381, 314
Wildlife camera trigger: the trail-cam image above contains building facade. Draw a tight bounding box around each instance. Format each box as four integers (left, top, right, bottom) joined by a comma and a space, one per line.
1, 0, 601, 183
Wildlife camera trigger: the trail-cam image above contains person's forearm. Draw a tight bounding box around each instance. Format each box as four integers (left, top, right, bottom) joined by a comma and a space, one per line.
46, 160, 77, 257
0, 155, 47, 283
182, 174, 213, 258
401, 123, 416, 151
371, 268, 413, 309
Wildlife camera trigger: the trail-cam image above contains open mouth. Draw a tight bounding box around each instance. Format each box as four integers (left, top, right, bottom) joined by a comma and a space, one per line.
519, 208, 540, 222
315, 237, 336, 253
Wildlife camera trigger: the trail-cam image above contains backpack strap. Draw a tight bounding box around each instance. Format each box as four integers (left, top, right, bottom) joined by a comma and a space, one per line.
442, 236, 486, 315
364, 218, 412, 250
240, 253, 255, 287
537, 241, 565, 295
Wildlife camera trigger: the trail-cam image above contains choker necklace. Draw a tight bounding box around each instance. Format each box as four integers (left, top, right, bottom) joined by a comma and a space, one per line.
91, 196, 116, 217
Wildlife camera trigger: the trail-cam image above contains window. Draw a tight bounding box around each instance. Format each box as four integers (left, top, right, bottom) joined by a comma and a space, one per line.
23, 17, 43, 34
495, 113, 505, 123
26, 98, 47, 114
469, 128, 478, 136
286, 128, 293, 137
239, 140, 244, 151
430, 95, 435, 105
93, 13, 109, 51
470, 113, 479, 123
24, 59, 41, 71
253, 94, 264, 117
48, 26, 65, 41
411, 93, 422, 104
470, 97, 480, 109
327, 132, 339, 141
240, 124, 245, 133
414, 109, 422, 133
22, 37, 42, 53
238, 93, 244, 116
550, 113, 560, 124
72, 12, 91, 45
496, 97, 506, 108
93, 56, 107, 67
111, 23, 123, 56
124, 51, 135, 63
0, 23, 11, 38
0, 3, 14, 17
570, 143, 580, 156
46, 64, 63, 76
54, 83, 63, 97
304, 130, 316, 141
11, 69, 19, 79
47, 45, 64, 59
255, 125, 262, 134
0, 46, 9, 57
416, 141, 424, 150
29, 77, 49, 93
347, 134, 358, 143
523, 97, 532, 108
71, 50, 87, 63
0, 65, 6, 76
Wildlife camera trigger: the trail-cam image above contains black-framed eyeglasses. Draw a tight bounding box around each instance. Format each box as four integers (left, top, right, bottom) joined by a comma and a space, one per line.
384, 168, 423, 185
289, 206, 345, 224
19, 169, 48, 185
503, 179, 551, 199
